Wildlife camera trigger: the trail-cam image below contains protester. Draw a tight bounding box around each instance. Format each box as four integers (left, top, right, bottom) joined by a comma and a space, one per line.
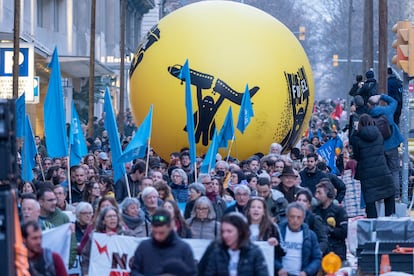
200, 212, 269, 276
184, 182, 206, 219
295, 189, 329, 254
162, 199, 192, 238
22, 221, 68, 276
81, 206, 131, 275
275, 202, 322, 276
186, 196, 220, 239
130, 208, 197, 276
314, 180, 348, 261
350, 113, 395, 217
120, 197, 147, 237
74, 202, 94, 243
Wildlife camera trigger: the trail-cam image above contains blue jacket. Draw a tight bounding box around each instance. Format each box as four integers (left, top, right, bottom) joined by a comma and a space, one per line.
276, 222, 322, 276
369, 94, 403, 151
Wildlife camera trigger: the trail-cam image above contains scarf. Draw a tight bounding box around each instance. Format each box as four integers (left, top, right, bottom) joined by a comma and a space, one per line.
121, 211, 144, 230
206, 190, 218, 202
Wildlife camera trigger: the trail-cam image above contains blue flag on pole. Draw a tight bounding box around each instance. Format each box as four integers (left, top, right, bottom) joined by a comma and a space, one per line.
118, 105, 153, 163
70, 102, 88, 166
22, 115, 37, 181
236, 84, 254, 134
200, 129, 219, 174
16, 93, 25, 138
218, 106, 234, 148
44, 47, 68, 157
178, 59, 196, 165
317, 139, 337, 174
103, 87, 126, 182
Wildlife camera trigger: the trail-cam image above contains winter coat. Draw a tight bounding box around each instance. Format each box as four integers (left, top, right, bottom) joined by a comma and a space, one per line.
369, 94, 403, 151
170, 182, 189, 204
313, 202, 348, 261
350, 124, 395, 203
299, 168, 327, 195
357, 78, 378, 104
202, 239, 269, 276
186, 217, 220, 240
276, 222, 322, 276
130, 231, 197, 276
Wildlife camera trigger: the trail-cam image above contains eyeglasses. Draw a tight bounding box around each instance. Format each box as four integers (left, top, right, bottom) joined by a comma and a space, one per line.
196, 207, 209, 211
202, 181, 213, 185
105, 214, 117, 219
45, 198, 57, 202
80, 211, 93, 215
172, 175, 182, 178
235, 193, 250, 197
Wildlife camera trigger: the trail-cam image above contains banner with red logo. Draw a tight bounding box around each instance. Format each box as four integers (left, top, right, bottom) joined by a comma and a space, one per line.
89, 233, 274, 276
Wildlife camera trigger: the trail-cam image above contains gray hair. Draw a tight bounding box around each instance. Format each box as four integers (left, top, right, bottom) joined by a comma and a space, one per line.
286, 202, 305, 217
142, 186, 159, 199
234, 184, 251, 195
171, 168, 188, 184
75, 202, 93, 218
197, 173, 211, 183
191, 196, 216, 220
215, 160, 229, 171
270, 143, 282, 154
188, 182, 206, 195
120, 197, 140, 214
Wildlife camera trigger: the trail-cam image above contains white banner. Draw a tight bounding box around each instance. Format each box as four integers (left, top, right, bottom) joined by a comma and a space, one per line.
88, 233, 274, 276
42, 223, 72, 268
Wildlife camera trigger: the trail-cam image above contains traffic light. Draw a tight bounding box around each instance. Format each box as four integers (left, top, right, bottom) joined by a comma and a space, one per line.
299, 26, 305, 41
392, 20, 414, 77
332, 54, 339, 67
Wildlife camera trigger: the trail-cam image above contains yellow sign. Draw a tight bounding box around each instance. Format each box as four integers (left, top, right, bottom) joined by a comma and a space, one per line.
129, 1, 314, 161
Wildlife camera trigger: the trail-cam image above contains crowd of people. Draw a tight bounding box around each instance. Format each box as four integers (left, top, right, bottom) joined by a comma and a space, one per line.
16, 68, 413, 275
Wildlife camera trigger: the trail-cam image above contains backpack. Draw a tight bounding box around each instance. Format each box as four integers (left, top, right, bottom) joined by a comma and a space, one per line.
372, 115, 392, 140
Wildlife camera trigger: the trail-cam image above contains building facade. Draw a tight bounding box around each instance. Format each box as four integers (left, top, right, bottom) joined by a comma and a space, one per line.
0, 0, 154, 135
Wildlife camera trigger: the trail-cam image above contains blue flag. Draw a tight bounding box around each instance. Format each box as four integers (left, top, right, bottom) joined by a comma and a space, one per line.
178, 59, 196, 165
118, 105, 153, 163
317, 139, 337, 174
70, 102, 88, 166
200, 129, 219, 174
16, 93, 25, 138
103, 87, 126, 182
22, 115, 37, 181
218, 106, 234, 148
236, 84, 254, 134
44, 47, 68, 157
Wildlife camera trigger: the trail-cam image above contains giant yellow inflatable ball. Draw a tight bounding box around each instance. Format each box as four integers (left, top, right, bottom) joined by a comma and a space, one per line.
129, 0, 314, 161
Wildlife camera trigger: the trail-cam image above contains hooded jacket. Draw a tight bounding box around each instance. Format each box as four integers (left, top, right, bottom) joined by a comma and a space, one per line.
350, 124, 395, 203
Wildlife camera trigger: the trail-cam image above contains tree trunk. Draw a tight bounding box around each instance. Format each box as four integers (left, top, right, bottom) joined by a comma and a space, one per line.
118, 0, 126, 135
378, 0, 388, 93
362, 0, 374, 73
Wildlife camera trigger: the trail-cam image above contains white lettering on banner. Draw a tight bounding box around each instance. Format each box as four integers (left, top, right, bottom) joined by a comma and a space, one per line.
87, 233, 274, 276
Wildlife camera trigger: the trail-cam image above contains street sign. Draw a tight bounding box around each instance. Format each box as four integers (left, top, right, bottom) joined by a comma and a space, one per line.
0, 43, 34, 102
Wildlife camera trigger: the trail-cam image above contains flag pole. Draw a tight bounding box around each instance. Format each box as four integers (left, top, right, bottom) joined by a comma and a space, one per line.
226, 135, 235, 162
67, 113, 72, 205
124, 172, 131, 198
145, 139, 151, 177
38, 157, 46, 182
67, 151, 72, 204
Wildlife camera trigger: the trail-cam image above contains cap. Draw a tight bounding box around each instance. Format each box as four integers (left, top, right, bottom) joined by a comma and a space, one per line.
151, 208, 172, 227
98, 152, 109, 160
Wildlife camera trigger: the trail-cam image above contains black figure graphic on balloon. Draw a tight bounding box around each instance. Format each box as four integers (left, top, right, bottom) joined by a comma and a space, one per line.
168, 64, 260, 146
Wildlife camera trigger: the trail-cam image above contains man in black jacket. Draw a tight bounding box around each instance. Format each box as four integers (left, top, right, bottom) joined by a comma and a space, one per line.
299, 153, 326, 195
130, 208, 196, 276
314, 180, 348, 261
